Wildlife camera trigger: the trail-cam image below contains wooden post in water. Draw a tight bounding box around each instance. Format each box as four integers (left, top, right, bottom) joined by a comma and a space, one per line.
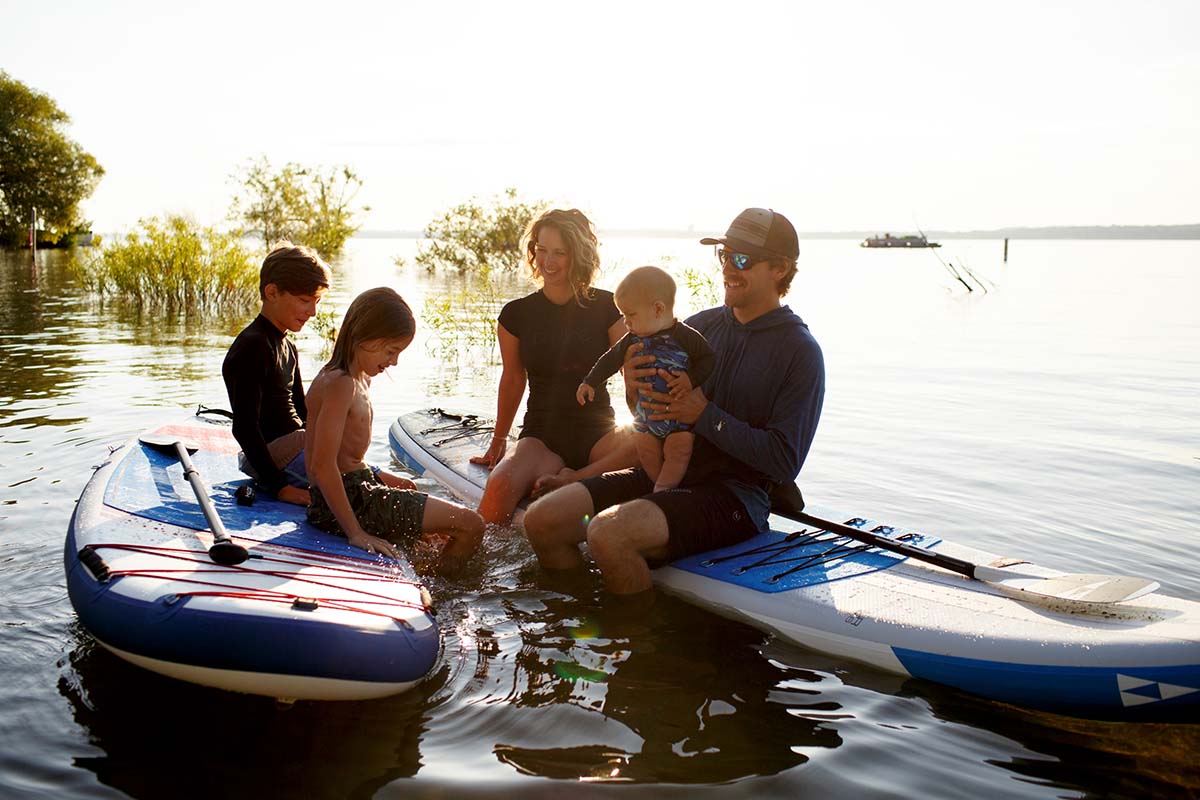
30, 206, 37, 262
1003, 238, 1008, 263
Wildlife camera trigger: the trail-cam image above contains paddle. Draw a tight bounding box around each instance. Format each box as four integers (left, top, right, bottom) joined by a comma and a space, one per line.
140, 434, 250, 566
768, 484, 1159, 607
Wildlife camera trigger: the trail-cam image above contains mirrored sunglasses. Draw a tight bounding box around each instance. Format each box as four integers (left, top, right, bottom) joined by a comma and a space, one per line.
715, 248, 761, 271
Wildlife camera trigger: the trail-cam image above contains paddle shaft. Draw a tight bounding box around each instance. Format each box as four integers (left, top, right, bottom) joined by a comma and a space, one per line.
775, 506, 1158, 606
173, 442, 234, 546
783, 510, 979, 579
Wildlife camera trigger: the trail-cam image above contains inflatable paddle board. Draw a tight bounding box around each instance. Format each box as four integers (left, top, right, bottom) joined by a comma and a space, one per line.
66, 419, 439, 701
389, 407, 1200, 719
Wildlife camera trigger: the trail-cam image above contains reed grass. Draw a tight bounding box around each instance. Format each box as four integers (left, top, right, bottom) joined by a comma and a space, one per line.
77, 215, 260, 311
421, 274, 507, 360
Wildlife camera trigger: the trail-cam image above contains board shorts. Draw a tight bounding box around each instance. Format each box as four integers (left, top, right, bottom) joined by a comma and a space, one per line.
579, 467, 758, 565
237, 429, 308, 488
519, 414, 616, 471
307, 468, 427, 544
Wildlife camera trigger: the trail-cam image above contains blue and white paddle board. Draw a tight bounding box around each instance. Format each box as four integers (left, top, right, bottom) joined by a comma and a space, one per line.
390, 407, 1200, 719
66, 419, 439, 701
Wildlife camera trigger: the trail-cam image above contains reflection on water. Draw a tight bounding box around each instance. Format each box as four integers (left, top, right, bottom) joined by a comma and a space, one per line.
2, 239, 1198, 798
0, 250, 89, 422
59, 626, 429, 799
488, 589, 838, 783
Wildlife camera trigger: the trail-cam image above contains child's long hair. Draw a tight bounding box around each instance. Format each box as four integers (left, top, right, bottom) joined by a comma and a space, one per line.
324, 287, 415, 374
521, 208, 600, 305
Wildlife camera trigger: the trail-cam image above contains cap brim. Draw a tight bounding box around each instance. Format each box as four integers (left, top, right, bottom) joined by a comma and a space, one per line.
699, 235, 776, 260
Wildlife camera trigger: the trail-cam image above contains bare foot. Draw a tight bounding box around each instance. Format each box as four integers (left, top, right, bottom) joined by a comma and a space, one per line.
531, 468, 578, 498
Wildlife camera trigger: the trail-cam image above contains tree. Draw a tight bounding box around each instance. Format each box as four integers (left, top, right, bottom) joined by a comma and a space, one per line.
415, 188, 543, 276
0, 71, 104, 247
228, 157, 367, 258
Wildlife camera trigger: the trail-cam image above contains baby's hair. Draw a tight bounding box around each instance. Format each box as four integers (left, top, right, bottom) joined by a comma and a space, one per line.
324, 287, 415, 374
615, 265, 676, 310
260, 242, 332, 299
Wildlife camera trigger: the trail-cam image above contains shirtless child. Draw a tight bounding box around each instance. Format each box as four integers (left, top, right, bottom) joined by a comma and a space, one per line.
304, 287, 484, 575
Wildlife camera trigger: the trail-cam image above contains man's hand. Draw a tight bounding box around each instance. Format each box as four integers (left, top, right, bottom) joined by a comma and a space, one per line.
645, 379, 708, 425
621, 342, 659, 402
469, 436, 507, 469
576, 383, 595, 406
277, 484, 311, 506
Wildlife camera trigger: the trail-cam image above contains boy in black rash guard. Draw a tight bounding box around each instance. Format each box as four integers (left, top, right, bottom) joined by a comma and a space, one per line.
222, 243, 331, 506
577, 266, 714, 493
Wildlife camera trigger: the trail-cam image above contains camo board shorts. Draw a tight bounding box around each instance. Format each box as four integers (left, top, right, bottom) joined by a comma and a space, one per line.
307, 468, 427, 544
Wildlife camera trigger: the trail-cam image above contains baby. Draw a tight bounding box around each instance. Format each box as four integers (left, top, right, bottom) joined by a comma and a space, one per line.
576, 266, 714, 492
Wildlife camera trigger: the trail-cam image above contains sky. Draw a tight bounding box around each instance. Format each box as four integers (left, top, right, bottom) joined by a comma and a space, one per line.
3, 0, 1198, 234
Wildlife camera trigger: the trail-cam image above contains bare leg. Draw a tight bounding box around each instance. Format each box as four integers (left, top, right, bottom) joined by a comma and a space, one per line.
586, 499, 670, 595
523, 483, 595, 570
580, 426, 638, 478
653, 431, 694, 493
634, 431, 665, 484
477, 438, 565, 525
532, 426, 637, 495
420, 495, 486, 576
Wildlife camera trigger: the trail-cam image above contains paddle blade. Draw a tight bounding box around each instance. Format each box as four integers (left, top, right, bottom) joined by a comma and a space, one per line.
139, 434, 200, 454
978, 566, 1161, 605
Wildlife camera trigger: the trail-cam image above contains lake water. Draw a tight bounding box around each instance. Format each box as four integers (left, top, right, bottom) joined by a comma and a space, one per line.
0, 236, 1197, 798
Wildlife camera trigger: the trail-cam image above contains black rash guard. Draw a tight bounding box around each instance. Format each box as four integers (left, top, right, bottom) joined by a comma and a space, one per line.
497, 288, 621, 440
221, 314, 306, 495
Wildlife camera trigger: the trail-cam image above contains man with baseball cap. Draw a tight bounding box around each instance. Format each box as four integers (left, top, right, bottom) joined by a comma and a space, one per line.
524, 208, 825, 597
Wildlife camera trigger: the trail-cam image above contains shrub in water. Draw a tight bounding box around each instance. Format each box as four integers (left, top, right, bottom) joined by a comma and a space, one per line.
78, 215, 259, 310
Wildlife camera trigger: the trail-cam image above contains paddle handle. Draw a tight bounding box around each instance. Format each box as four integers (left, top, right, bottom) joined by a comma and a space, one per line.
786, 510, 977, 579
173, 442, 232, 545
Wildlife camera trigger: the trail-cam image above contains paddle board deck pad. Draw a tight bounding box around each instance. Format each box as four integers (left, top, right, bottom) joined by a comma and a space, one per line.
66, 420, 439, 701
390, 407, 1200, 719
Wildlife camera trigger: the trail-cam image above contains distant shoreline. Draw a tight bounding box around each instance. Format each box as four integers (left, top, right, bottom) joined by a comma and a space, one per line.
357, 223, 1200, 241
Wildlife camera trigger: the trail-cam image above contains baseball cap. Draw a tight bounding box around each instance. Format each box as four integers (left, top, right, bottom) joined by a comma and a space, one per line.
700, 208, 799, 260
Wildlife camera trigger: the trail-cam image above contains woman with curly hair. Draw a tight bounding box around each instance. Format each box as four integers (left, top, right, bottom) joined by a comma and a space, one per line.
471, 208, 635, 524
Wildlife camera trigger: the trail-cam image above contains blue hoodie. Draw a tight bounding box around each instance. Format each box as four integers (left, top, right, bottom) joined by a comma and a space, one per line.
682, 304, 825, 531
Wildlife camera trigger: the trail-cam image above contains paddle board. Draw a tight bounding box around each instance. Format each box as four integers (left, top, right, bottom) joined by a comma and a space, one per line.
389, 407, 1200, 719
66, 419, 439, 702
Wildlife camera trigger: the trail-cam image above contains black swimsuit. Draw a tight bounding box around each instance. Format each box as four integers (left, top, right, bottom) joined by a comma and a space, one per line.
498, 289, 621, 469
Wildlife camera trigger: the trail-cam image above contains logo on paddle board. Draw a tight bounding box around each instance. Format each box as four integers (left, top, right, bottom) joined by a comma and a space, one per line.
1117, 673, 1198, 707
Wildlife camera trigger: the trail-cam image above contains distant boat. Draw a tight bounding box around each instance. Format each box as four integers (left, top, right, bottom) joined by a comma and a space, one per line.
861, 233, 941, 248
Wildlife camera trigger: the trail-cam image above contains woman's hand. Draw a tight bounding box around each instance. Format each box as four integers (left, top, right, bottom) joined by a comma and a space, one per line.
576, 383, 595, 405
470, 436, 507, 469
